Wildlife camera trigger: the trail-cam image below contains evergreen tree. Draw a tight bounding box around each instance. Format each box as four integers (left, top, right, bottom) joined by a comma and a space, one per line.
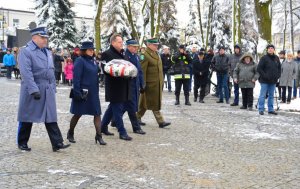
211, 0, 232, 50
159, 0, 179, 51
102, 0, 131, 44
186, 0, 200, 46
35, 0, 78, 48
79, 20, 88, 41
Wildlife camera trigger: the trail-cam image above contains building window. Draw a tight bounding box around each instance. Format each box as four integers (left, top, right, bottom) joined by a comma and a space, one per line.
13, 19, 20, 28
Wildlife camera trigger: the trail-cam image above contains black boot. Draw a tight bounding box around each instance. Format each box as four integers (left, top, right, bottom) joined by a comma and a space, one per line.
175, 95, 180, 105
95, 133, 107, 145
185, 96, 191, 106
67, 130, 76, 143
194, 96, 197, 102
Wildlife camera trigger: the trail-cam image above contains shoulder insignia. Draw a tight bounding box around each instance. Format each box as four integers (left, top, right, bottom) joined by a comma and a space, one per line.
140, 54, 145, 61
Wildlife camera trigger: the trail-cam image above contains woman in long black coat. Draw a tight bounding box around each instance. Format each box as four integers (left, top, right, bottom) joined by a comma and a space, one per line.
67, 41, 106, 145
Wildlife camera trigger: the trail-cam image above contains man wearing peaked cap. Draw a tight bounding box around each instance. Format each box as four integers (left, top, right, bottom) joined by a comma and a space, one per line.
144, 38, 160, 45
30, 26, 49, 38
16, 26, 70, 152
126, 39, 140, 46
137, 38, 171, 128
119, 39, 146, 134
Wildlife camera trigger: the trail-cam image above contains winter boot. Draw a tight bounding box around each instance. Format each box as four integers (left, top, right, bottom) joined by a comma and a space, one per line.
185, 95, 191, 106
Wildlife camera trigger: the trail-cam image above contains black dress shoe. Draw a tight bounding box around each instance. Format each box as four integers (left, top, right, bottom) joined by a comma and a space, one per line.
216, 100, 224, 103
199, 100, 205, 103
133, 129, 146, 135
101, 130, 114, 136
52, 143, 71, 152
231, 103, 238, 106
259, 111, 264, 115
240, 106, 247, 109
159, 122, 171, 128
67, 130, 76, 143
138, 120, 146, 126
119, 134, 132, 141
268, 111, 278, 115
18, 144, 31, 151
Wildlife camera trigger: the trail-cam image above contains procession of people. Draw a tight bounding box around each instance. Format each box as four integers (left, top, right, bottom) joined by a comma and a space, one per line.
1, 25, 299, 151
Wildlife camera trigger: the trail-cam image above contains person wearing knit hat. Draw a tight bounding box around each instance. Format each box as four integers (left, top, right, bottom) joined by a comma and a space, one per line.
72, 47, 80, 63
257, 43, 281, 115
229, 44, 243, 106
266, 44, 275, 49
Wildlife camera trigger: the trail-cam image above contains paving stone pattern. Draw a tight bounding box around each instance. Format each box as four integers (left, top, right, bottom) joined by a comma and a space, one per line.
0, 78, 299, 188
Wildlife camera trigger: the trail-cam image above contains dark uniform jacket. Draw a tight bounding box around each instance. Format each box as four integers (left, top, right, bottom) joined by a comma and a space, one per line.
171, 52, 192, 79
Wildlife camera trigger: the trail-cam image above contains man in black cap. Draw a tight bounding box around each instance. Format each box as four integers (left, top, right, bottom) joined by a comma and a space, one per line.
257, 44, 281, 115
229, 45, 243, 106
211, 46, 230, 104
17, 26, 70, 151
193, 51, 211, 103
171, 45, 192, 105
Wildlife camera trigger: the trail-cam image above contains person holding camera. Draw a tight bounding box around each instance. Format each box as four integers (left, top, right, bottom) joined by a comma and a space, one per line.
67, 41, 106, 145
171, 45, 192, 105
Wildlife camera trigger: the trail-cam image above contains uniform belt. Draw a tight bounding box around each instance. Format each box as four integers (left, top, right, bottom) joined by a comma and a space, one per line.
34, 78, 54, 84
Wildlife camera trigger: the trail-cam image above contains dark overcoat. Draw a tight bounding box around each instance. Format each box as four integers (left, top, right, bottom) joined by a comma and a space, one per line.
70, 55, 101, 116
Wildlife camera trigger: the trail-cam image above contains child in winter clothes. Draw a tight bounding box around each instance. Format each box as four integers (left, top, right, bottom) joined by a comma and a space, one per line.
233, 53, 259, 110
64, 57, 74, 86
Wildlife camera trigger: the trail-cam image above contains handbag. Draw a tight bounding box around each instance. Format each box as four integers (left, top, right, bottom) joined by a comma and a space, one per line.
69, 88, 88, 101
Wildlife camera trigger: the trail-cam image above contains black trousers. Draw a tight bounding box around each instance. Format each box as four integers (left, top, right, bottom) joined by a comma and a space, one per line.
175, 79, 189, 96
194, 76, 207, 100
17, 122, 63, 146
281, 86, 292, 102
241, 88, 254, 107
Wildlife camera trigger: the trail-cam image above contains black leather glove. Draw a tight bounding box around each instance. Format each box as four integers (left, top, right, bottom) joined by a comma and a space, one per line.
32, 92, 41, 100
140, 88, 145, 94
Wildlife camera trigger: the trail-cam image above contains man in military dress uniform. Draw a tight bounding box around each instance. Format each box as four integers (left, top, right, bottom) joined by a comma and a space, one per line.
136, 38, 171, 128
17, 27, 70, 152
